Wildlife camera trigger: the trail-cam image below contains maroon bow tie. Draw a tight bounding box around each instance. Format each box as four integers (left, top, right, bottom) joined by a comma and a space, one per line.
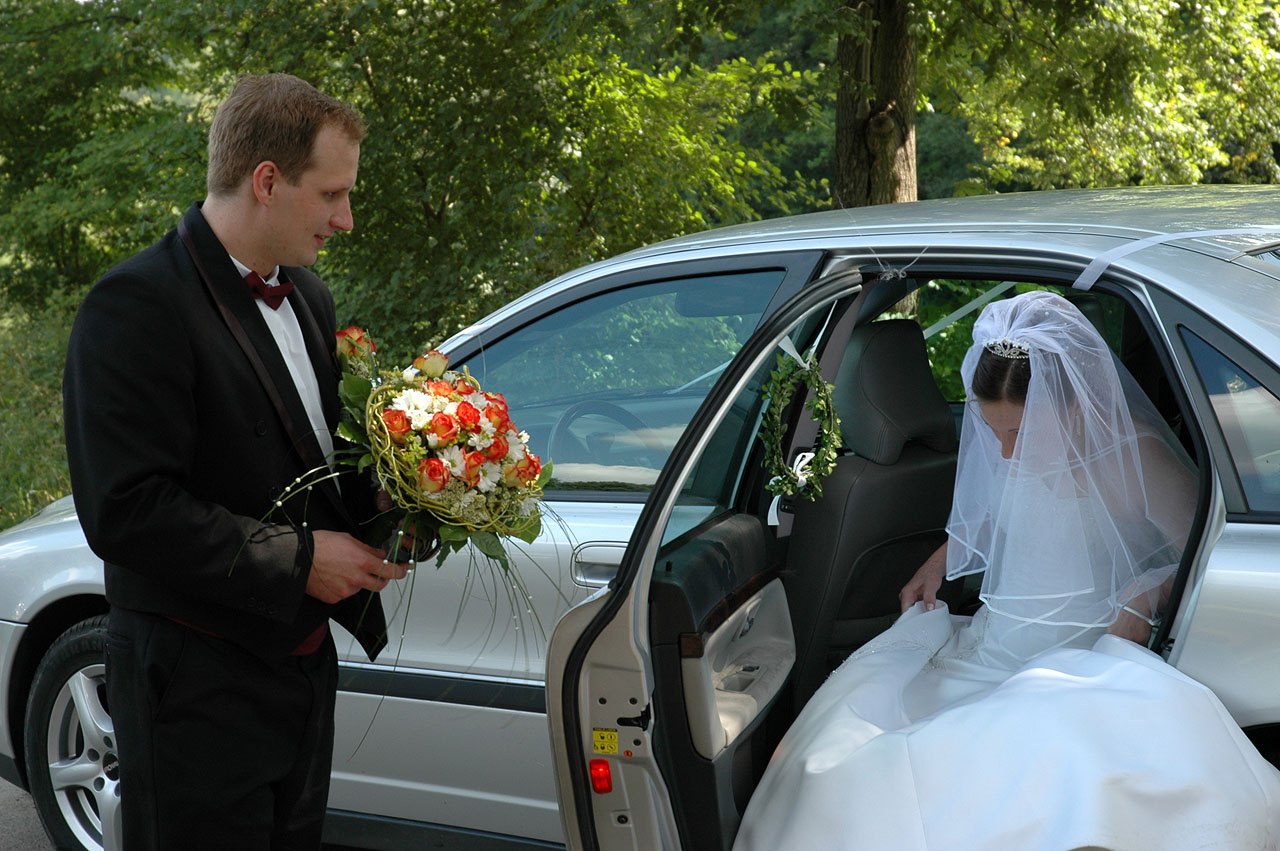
245, 270, 294, 310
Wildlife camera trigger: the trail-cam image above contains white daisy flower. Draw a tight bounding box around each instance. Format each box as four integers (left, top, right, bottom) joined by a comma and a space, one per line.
438, 445, 466, 477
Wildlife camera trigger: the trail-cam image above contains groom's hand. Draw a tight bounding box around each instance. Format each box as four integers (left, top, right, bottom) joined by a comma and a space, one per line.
307, 530, 405, 604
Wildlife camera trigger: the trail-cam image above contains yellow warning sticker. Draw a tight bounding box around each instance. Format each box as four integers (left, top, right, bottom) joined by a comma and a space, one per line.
592, 727, 619, 754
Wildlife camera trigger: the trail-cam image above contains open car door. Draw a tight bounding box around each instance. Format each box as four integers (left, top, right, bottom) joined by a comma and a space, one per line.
546, 271, 863, 850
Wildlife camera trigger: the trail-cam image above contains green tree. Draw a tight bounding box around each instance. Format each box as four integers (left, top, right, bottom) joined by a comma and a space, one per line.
670, 0, 1280, 205
925, 0, 1280, 189
0, 0, 200, 307
0, 0, 819, 361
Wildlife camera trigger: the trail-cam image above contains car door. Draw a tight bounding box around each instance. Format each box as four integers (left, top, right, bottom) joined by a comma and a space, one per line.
1145, 284, 1280, 744
546, 271, 862, 851
325, 252, 823, 845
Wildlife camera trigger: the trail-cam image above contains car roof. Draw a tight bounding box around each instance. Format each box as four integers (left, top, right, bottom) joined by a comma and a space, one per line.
622, 184, 1280, 260
445, 185, 1280, 356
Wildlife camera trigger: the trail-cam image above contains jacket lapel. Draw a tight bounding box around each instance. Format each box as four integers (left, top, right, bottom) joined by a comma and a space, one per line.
178, 204, 352, 526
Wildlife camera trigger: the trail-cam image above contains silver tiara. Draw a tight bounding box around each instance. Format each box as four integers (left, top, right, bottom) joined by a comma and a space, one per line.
983, 338, 1030, 359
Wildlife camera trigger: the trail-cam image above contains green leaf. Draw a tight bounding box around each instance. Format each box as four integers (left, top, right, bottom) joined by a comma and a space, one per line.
516, 514, 542, 544
437, 524, 470, 543
536, 461, 554, 489
471, 530, 507, 561
337, 421, 369, 446
339, 373, 373, 413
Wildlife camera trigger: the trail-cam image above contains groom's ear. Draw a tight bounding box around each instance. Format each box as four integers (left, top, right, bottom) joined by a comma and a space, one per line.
251, 160, 283, 206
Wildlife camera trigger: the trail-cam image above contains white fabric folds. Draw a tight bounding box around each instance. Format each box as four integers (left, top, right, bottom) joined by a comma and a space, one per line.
734, 605, 1280, 850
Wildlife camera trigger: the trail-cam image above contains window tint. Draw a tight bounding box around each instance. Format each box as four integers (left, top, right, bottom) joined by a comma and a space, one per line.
1181, 329, 1280, 511
465, 270, 785, 494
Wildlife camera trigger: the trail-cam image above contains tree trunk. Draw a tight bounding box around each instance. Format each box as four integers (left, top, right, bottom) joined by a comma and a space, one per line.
834, 0, 917, 208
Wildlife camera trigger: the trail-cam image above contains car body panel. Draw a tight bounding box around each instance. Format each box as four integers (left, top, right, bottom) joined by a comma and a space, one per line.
328, 693, 562, 842
0, 620, 24, 784
0, 497, 102, 622
1171, 520, 1280, 728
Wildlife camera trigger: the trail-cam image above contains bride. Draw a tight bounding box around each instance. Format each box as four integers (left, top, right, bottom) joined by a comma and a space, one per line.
734, 291, 1280, 850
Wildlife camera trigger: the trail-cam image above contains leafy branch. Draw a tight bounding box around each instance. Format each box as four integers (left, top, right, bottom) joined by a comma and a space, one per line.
760, 351, 842, 501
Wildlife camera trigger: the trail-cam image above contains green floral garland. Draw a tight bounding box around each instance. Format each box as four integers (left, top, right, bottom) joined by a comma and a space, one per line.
760, 352, 842, 501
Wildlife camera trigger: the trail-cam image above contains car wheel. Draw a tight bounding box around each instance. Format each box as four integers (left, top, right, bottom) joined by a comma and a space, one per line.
24, 615, 120, 851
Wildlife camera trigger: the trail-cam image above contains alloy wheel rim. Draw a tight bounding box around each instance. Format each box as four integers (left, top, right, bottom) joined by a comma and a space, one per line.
43, 662, 120, 851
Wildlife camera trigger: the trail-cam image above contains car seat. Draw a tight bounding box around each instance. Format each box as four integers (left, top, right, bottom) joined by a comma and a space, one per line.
784, 318, 961, 708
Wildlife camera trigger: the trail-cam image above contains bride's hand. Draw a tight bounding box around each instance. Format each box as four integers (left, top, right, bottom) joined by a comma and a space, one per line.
900, 543, 947, 612
1108, 608, 1154, 646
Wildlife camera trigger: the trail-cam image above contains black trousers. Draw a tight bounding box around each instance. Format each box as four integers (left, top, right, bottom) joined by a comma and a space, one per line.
105, 607, 337, 851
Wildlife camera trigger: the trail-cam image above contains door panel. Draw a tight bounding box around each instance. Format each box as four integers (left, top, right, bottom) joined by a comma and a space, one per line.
682, 579, 794, 760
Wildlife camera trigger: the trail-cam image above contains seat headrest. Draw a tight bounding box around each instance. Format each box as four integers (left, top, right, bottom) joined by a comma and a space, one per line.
832, 319, 959, 464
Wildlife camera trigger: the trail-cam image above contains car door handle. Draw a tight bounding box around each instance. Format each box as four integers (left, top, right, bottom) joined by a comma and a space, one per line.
573, 542, 626, 588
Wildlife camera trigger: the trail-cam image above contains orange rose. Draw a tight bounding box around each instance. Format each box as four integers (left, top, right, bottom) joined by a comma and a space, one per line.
455, 401, 481, 433
427, 379, 455, 398
335, 326, 375, 359
483, 401, 511, 433
428, 412, 459, 444
454, 377, 476, 396
382, 408, 412, 444
416, 457, 450, 493
484, 434, 510, 464
463, 450, 487, 488
503, 453, 542, 488
413, 349, 449, 379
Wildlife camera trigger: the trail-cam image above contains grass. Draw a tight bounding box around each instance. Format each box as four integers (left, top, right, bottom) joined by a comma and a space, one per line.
0, 301, 75, 532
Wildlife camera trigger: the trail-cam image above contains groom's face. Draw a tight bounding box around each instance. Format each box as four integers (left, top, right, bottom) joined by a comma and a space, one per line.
269, 123, 360, 267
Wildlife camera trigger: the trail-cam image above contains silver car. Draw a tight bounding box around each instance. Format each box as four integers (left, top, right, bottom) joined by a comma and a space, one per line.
5, 184, 1280, 849
544, 184, 1280, 848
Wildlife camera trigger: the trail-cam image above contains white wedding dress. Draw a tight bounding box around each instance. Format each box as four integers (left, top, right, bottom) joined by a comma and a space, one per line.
735, 294, 1280, 849
733, 603, 1280, 850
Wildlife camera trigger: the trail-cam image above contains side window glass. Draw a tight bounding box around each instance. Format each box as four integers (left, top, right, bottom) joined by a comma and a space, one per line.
660, 357, 773, 544
1181, 329, 1280, 511
465, 270, 786, 495
660, 309, 832, 544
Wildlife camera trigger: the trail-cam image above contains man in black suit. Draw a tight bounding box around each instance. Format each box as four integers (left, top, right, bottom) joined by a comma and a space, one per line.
63, 73, 407, 849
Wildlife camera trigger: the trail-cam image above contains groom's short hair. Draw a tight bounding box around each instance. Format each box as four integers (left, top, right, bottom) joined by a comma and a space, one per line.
206, 73, 365, 197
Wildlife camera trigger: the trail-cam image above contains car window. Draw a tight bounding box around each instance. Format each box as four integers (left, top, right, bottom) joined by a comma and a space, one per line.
464, 270, 786, 495
1181, 329, 1280, 512
915, 279, 1124, 400
659, 357, 773, 543
659, 306, 834, 543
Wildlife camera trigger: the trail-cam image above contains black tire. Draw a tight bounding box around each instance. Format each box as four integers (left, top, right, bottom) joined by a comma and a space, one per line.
24, 615, 119, 851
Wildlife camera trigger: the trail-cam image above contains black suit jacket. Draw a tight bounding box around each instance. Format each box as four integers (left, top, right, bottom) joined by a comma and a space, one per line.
64, 202, 387, 660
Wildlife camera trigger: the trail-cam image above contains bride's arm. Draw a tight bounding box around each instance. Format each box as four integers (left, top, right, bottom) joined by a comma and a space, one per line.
1108, 435, 1197, 642
900, 541, 948, 612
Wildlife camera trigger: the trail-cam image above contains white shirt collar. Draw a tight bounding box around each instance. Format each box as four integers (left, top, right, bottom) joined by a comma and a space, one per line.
226, 254, 282, 287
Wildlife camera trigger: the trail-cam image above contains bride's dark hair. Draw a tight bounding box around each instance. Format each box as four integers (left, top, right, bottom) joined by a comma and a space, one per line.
971, 347, 1031, 403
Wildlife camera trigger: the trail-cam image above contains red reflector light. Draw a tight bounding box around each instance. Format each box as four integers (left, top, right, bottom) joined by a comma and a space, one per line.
589, 758, 613, 794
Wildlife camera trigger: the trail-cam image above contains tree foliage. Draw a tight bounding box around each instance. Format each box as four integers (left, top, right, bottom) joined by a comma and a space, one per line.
923, 0, 1280, 189
0, 0, 819, 361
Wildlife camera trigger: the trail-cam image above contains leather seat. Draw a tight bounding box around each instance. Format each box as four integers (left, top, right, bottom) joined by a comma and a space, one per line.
784, 319, 961, 708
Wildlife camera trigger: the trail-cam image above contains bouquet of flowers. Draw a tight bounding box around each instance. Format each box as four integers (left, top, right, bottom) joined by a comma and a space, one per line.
333, 327, 548, 570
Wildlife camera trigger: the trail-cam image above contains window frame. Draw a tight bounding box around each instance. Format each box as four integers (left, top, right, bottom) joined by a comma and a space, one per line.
445, 251, 826, 502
